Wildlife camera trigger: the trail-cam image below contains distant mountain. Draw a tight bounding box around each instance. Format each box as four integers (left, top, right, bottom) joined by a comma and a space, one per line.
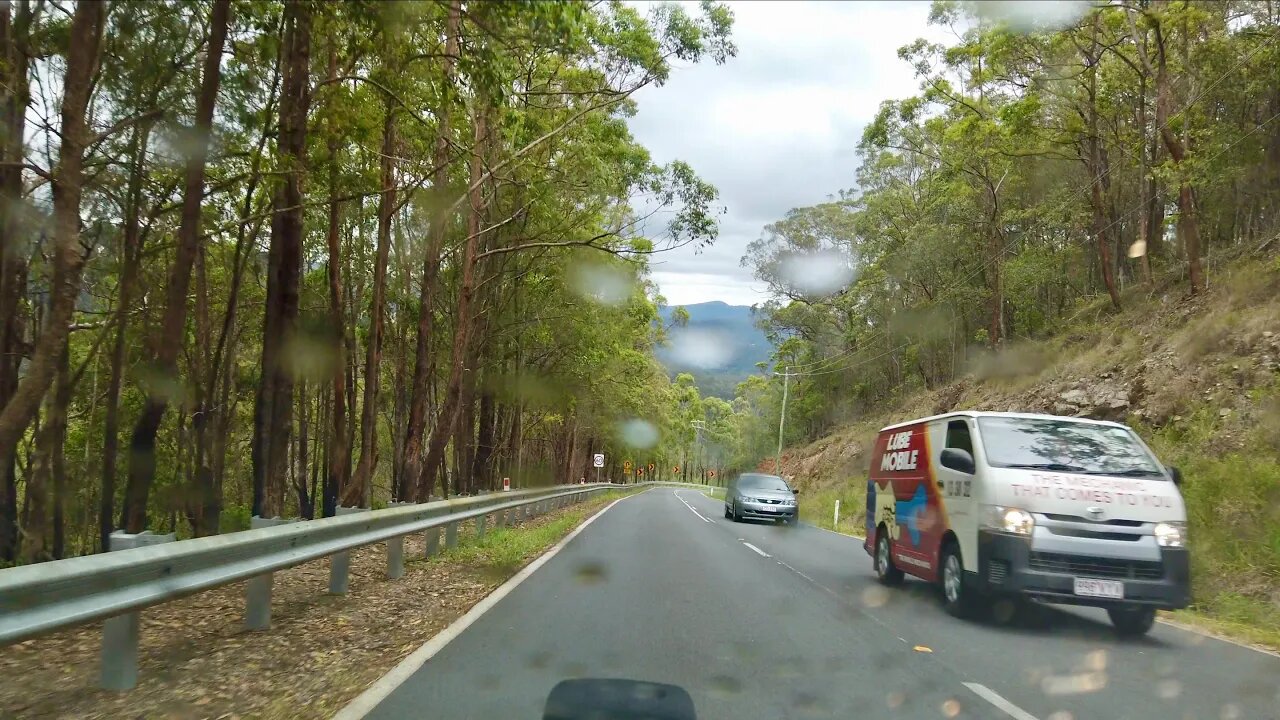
655, 301, 773, 399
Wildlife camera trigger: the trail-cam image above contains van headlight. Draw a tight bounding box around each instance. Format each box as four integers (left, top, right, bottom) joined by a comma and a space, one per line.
1154, 521, 1186, 548
983, 505, 1035, 535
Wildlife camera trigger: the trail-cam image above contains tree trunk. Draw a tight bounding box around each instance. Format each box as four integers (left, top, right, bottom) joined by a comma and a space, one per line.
0, 1, 104, 513
418, 98, 488, 499
0, 0, 34, 562
1152, 18, 1204, 293
295, 380, 313, 518
1086, 16, 1122, 311
120, 0, 229, 533
50, 346, 69, 559
22, 342, 69, 563
403, 0, 461, 502
252, 0, 312, 519
186, 242, 218, 536
323, 43, 348, 518
349, 101, 397, 507
472, 390, 496, 492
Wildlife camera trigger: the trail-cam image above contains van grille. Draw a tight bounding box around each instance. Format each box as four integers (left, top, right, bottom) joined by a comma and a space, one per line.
1041, 513, 1143, 527
1028, 552, 1163, 580
1046, 526, 1142, 541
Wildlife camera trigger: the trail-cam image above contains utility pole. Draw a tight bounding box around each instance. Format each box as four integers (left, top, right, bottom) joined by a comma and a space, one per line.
692, 420, 706, 484
775, 367, 791, 476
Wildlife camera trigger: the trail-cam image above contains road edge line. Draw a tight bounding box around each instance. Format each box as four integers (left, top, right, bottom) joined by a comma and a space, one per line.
332, 490, 644, 720
1155, 614, 1280, 659
800, 520, 864, 540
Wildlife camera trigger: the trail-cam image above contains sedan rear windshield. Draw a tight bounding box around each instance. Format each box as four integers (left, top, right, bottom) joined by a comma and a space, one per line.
739, 475, 790, 491
977, 417, 1165, 478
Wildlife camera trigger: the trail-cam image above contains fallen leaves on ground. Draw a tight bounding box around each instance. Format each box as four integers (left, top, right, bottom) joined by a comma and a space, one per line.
0, 497, 615, 719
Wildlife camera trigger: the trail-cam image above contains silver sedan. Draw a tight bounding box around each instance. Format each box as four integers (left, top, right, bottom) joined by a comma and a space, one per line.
724, 473, 798, 524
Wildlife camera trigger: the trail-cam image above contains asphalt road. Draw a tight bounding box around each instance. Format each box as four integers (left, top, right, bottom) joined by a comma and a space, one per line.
362, 488, 1280, 720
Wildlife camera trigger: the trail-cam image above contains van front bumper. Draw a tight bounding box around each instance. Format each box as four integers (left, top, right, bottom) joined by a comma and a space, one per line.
975, 529, 1190, 610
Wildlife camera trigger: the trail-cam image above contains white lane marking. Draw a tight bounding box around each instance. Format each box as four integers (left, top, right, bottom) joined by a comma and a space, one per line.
962, 682, 1040, 720
674, 490, 712, 523
776, 559, 815, 583
741, 541, 770, 558
333, 491, 646, 720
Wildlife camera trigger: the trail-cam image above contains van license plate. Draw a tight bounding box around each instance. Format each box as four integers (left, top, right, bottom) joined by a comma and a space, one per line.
1074, 578, 1124, 599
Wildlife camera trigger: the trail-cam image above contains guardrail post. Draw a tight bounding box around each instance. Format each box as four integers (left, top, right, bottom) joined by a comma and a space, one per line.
101, 530, 175, 691
445, 521, 458, 548
386, 502, 416, 580
330, 506, 369, 594
424, 527, 440, 557
476, 513, 487, 538
245, 516, 300, 630
496, 508, 507, 528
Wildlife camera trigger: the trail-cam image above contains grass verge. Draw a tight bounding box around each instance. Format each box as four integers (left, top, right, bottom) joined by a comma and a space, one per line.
432, 490, 632, 577
799, 485, 867, 537
702, 487, 725, 501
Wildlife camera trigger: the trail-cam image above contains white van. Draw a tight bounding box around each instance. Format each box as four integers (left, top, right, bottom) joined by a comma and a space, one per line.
863, 411, 1189, 636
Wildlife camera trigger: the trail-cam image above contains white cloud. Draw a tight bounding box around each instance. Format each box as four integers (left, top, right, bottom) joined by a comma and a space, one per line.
627, 1, 952, 307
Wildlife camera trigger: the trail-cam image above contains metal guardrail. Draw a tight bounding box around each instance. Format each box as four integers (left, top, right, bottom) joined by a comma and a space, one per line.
0, 480, 710, 690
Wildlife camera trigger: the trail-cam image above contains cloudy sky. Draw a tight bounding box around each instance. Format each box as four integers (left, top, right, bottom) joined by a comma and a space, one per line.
627, 1, 955, 307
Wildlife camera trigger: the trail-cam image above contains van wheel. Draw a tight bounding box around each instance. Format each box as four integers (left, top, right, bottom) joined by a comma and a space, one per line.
940, 542, 977, 618
1108, 607, 1156, 637
875, 528, 903, 586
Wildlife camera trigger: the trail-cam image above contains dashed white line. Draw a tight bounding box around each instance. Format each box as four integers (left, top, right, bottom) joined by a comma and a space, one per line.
741, 541, 770, 558
673, 490, 712, 522
962, 682, 1040, 720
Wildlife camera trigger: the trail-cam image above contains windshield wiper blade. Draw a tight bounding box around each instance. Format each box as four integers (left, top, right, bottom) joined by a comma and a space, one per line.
1003, 462, 1088, 472
1080, 468, 1164, 477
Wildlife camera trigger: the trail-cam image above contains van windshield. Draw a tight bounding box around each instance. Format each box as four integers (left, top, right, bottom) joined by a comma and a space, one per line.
977, 417, 1165, 478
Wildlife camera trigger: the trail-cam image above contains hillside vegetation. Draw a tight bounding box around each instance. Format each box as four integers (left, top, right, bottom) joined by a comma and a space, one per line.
772, 253, 1280, 646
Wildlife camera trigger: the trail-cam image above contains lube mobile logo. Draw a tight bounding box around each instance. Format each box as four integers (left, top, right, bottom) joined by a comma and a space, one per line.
880, 430, 919, 472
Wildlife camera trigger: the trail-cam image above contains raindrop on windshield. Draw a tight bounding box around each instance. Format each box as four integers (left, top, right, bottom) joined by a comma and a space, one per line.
1156, 679, 1182, 700
569, 262, 633, 305
777, 249, 854, 297
618, 419, 659, 449
666, 327, 733, 369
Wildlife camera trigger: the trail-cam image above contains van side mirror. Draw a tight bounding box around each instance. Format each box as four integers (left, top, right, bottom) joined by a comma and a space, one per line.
940, 448, 975, 475
1167, 466, 1183, 486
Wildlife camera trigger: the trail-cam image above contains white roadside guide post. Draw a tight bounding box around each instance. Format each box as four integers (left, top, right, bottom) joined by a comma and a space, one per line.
833, 500, 840, 530
102, 530, 176, 691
